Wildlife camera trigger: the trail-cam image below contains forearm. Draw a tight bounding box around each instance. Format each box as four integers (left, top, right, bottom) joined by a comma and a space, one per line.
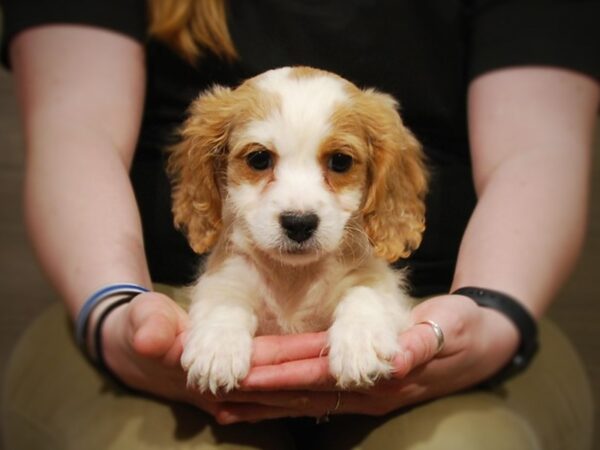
454, 67, 599, 316
24, 135, 151, 318
11, 25, 149, 317
452, 148, 590, 316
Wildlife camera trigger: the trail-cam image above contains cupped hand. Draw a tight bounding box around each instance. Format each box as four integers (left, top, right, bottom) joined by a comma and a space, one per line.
100, 291, 227, 416
212, 295, 520, 424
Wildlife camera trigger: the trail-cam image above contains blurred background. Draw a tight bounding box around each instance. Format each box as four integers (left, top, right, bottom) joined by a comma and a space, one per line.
0, 59, 599, 450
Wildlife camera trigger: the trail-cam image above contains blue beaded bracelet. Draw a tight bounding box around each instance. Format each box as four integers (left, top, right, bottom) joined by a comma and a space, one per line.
75, 283, 150, 351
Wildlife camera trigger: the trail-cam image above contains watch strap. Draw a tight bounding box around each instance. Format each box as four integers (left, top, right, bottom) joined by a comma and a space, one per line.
452, 286, 539, 387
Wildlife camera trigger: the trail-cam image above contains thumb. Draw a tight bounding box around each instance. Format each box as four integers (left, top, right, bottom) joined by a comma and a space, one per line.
392, 321, 445, 378
128, 293, 185, 359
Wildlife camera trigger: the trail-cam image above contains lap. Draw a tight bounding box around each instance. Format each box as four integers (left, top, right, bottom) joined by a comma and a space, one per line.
1, 302, 593, 450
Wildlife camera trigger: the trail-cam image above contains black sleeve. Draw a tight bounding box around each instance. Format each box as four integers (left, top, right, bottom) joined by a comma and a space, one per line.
468, 0, 600, 81
1, 0, 147, 68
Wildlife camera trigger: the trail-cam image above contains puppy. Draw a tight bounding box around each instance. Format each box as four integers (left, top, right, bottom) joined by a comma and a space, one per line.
168, 67, 427, 394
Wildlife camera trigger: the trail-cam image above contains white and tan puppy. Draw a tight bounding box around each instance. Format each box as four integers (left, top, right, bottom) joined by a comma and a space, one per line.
168, 67, 427, 394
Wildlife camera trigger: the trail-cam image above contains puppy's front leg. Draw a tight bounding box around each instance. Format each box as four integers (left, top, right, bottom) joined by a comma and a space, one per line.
328, 285, 412, 388
181, 259, 259, 394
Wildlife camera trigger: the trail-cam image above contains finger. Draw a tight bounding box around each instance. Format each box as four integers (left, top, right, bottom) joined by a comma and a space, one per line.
151, 292, 190, 332
240, 357, 335, 391
214, 391, 368, 424
161, 331, 185, 368
132, 293, 189, 330
251, 332, 328, 366
217, 389, 336, 408
391, 321, 452, 379
215, 403, 302, 425
132, 313, 178, 358
129, 295, 183, 358
390, 295, 481, 379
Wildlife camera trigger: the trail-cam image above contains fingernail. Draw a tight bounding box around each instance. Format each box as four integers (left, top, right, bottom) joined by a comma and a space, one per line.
392, 350, 413, 377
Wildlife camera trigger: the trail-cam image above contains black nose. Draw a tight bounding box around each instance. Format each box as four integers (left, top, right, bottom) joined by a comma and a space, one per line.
279, 212, 320, 243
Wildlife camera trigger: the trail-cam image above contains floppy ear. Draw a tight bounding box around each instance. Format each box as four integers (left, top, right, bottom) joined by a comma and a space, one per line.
167, 85, 236, 254
357, 89, 428, 262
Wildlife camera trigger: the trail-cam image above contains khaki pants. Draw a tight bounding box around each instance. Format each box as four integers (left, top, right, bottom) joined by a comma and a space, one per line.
1, 294, 594, 450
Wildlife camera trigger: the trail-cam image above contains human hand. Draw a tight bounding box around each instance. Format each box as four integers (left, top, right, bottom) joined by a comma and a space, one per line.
99, 292, 235, 416
210, 295, 520, 424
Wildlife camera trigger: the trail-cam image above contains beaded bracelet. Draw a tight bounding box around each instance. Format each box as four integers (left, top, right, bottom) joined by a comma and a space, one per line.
92, 293, 141, 382
75, 283, 150, 354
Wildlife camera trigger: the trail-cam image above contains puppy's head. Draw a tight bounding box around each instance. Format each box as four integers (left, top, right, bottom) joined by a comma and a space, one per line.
169, 67, 427, 265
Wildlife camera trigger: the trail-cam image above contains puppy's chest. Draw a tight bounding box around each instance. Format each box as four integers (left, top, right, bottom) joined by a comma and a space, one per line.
255, 279, 338, 335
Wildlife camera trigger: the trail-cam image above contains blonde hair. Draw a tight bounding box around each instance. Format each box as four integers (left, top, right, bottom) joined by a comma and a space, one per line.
147, 0, 237, 64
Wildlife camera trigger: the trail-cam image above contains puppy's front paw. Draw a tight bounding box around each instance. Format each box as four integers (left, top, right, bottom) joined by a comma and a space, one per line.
181, 326, 252, 394
328, 321, 400, 389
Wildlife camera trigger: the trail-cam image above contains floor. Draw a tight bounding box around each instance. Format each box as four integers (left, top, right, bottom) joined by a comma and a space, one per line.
1, 67, 599, 448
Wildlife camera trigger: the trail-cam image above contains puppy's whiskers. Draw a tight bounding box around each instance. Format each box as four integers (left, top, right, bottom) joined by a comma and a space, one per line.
339, 222, 371, 264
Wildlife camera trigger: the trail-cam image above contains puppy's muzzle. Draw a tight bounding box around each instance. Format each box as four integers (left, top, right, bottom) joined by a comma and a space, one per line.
279, 211, 320, 243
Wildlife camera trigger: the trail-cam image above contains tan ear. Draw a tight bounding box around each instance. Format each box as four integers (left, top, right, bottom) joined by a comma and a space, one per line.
357, 89, 428, 262
167, 85, 235, 254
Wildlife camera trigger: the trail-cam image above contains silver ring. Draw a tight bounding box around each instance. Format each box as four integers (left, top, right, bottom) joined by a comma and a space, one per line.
418, 320, 445, 354
316, 392, 342, 424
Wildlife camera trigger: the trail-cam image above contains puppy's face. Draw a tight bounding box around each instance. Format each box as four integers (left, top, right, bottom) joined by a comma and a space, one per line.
169, 67, 427, 265
225, 69, 369, 264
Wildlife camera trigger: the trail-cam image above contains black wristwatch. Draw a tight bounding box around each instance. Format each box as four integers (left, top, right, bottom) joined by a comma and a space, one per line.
452, 287, 539, 388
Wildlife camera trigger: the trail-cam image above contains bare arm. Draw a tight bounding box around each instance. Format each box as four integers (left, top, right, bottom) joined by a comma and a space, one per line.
456, 67, 599, 316
9, 25, 215, 410
11, 25, 150, 316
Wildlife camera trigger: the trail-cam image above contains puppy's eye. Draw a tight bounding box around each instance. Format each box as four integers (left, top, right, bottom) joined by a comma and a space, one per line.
246, 150, 273, 171
328, 152, 353, 173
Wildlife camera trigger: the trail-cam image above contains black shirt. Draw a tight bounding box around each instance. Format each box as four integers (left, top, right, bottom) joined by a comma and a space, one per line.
2, 0, 599, 295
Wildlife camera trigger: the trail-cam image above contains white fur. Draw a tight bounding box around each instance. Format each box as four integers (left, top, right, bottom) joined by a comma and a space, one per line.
229, 70, 356, 262
182, 256, 259, 393
180, 68, 414, 393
